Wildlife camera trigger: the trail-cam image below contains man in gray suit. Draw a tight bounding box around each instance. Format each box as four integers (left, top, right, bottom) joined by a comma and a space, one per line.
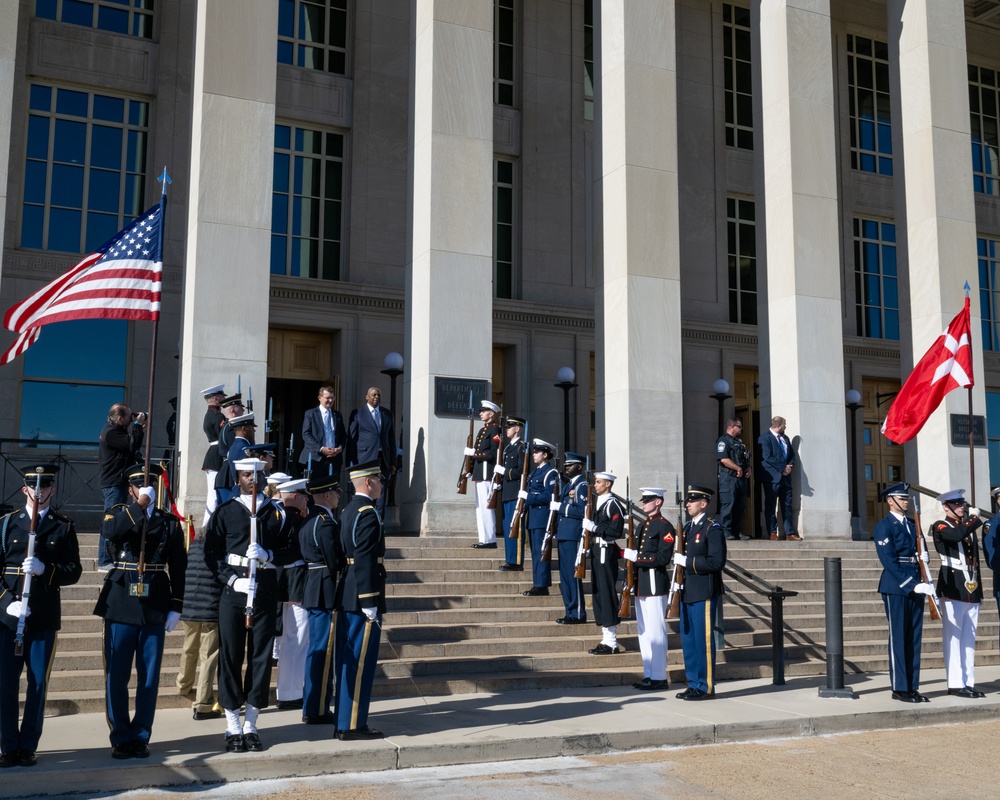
347, 387, 395, 515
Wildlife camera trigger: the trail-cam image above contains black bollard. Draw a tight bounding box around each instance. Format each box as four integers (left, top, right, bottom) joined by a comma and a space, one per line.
818, 556, 855, 698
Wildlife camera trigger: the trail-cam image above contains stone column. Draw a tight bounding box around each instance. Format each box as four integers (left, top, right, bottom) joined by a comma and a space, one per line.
597, 0, 684, 488
403, 1, 493, 533
176, 0, 276, 519
757, 0, 849, 536
0, 4, 17, 282
888, 0, 987, 503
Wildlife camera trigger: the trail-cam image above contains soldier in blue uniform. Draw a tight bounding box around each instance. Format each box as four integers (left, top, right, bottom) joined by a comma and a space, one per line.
584, 471, 624, 654
554, 452, 587, 623
715, 418, 751, 541
95, 463, 186, 758
215, 393, 245, 464
873, 482, 933, 703
334, 461, 386, 740
0, 464, 80, 768
521, 439, 559, 596
622, 487, 675, 690
673, 484, 726, 700
213, 412, 257, 508
299, 473, 343, 724
498, 417, 527, 571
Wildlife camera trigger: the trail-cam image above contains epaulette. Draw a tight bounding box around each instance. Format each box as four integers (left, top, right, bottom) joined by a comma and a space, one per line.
358, 505, 375, 514
0, 510, 16, 523
48, 509, 72, 523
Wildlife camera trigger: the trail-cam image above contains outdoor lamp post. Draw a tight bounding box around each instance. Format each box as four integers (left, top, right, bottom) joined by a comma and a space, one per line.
846, 388, 863, 540
381, 352, 404, 507
710, 379, 732, 435
554, 367, 578, 454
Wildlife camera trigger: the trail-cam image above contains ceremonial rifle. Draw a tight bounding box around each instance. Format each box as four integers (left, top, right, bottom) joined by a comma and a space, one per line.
618, 477, 636, 619
457, 389, 473, 495
245, 468, 259, 629
912, 494, 942, 621
508, 421, 531, 541
14, 467, 43, 656
667, 474, 684, 619
540, 463, 559, 563
486, 409, 505, 510
574, 458, 593, 580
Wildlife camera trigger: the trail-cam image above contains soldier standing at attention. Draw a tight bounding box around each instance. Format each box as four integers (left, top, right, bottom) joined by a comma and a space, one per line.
498, 417, 527, 570
554, 452, 587, 624
584, 471, 624, 655
521, 439, 559, 596
465, 400, 501, 549
199, 384, 226, 524
715, 417, 751, 541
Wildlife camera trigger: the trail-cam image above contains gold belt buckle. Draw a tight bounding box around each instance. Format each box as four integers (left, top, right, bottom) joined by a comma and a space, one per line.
129, 578, 150, 597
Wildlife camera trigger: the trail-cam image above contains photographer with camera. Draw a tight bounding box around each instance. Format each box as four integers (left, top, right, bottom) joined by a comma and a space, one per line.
98, 403, 147, 569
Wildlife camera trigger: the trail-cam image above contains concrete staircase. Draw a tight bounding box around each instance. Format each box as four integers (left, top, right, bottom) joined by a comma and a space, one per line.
30, 532, 1000, 714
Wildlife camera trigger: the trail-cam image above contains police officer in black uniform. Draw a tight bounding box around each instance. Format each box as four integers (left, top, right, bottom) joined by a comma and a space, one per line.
499, 417, 527, 570
0, 464, 80, 768
715, 418, 751, 541
95, 463, 186, 759
584, 471, 624, 655
554, 452, 587, 623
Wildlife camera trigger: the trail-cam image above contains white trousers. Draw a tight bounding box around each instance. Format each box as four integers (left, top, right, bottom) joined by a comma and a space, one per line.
474, 480, 496, 544
276, 602, 309, 701
942, 598, 979, 689
203, 470, 219, 526
637, 595, 670, 680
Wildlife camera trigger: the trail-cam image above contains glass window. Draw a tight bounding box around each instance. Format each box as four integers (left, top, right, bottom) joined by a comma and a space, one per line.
970, 64, 1000, 196
987, 389, 1000, 486
34, 0, 154, 39
723, 4, 753, 150
21, 84, 148, 253
726, 196, 757, 324
276, 0, 349, 75
847, 35, 892, 176
495, 0, 516, 107
980, 237, 1000, 350
584, 0, 594, 121
271, 123, 346, 280
495, 159, 515, 299
854, 217, 899, 340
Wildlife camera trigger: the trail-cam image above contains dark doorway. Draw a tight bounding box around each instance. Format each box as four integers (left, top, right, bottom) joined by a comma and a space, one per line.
266, 378, 333, 476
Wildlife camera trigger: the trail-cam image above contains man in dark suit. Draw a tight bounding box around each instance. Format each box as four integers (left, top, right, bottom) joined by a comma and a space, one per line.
298, 385, 346, 480
758, 415, 800, 540
347, 387, 395, 515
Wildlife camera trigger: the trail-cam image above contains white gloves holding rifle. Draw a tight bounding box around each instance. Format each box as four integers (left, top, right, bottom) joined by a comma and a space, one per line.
6, 600, 28, 619
22, 557, 43, 576
919, 550, 929, 564
913, 583, 934, 596
549, 500, 561, 512
230, 577, 251, 595
362, 606, 378, 621
622, 548, 638, 563
245, 543, 270, 563
463, 447, 476, 457
582, 519, 596, 533
673, 552, 687, 567
494, 465, 505, 476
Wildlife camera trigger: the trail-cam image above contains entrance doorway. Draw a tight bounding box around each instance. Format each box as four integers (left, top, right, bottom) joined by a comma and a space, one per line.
733, 367, 761, 538
861, 378, 904, 528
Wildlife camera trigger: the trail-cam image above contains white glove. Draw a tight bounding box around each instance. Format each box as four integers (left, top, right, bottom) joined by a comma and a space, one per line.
362, 606, 378, 621
231, 578, 251, 595
6, 600, 28, 619
670, 582, 682, 594
518, 490, 528, 500
673, 552, 687, 567
22, 556, 44, 576
494, 465, 505, 476
913, 582, 934, 596
463, 447, 476, 457
549, 500, 562, 512
622, 548, 638, 563
969, 507, 981, 518
582, 518, 597, 533
139, 486, 156, 504
164, 610, 181, 632
245, 543, 269, 562
919, 550, 929, 564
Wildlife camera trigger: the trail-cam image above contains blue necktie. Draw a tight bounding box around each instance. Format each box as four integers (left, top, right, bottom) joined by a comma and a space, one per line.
323, 410, 335, 448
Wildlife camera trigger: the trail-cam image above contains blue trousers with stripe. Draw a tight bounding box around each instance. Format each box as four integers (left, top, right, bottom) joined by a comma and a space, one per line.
882, 592, 924, 692
503, 500, 524, 566
304, 608, 336, 718
103, 620, 165, 746
556, 539, 586, 620
0, 627, 55, 754
334, 610, 381, 732
528, 528, 552, 588
679, 597, 719, 694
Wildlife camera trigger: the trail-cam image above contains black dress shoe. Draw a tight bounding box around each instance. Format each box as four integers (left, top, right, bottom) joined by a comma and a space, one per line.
680, 688, 712, 701
16, 750, 37, 767
556, 616, 587, 624
499, 564, 523, 572
193, 709, 224, 720
276, 698, 304, 710
225, 733, 246, 753
111, 744, 132, 759
948, 687, 978, 698
130, 743, 150, 759
587, 643, 623, 655
675, 688, 696, 700
337, 725, 384, 741
912, 692, 930, 702
522, 587, 549, 596
634, 678, 669, 691
891, 690, 922, 703
472, 542, 498, 549
243, 732, 264, 752
302, 713, 337, 725
0, 753, 17, 768
967, 687, 986, 698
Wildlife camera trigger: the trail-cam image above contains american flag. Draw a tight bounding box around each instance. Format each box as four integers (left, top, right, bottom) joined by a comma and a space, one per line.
1, 204, 164, 365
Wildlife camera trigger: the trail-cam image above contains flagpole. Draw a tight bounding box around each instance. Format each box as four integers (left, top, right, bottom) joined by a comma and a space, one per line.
965, 281, 975, 507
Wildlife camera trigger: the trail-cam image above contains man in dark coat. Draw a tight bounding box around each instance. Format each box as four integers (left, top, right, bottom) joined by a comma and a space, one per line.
98, 403, 146, 568
176, 527, 223, 721
584, 471, 624, 655
347, 387, 396, 516
200, 384, 226, 524
299, 385, 347, 479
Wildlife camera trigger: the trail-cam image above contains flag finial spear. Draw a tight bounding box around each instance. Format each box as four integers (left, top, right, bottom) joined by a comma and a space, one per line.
965, 280, 971, 298
157, 167, 172, 198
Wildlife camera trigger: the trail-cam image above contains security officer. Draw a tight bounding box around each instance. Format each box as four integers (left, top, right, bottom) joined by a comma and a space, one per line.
95, 463, 186, 758
873, 482, 933, 703
932, 489, 985, 699
715, 417, 751, 541
299, 473, 343, 724
498, 417, 527, 570
673, 484, 726, 700
200, 384, 226, 524
0, 464, 81, 768
334, 460, 386, 740
554, 452, 587, 623
205, 457, 292, 753
521, 439, 559, 596
583, 471, 624, 655
622, 487, 675, 690
465, 400, 501, 548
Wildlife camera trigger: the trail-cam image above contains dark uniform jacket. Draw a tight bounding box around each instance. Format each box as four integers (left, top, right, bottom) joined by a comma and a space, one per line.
217, 421, 236, 461
982, 517, 1000, 598
336, 494, 386, 615
276, 505, 306, 604
556, 475, 587, 542
0, 507, 81, 632
590, 494, 624, 557
201, 407, 226, 471
180, 536, 221, 623
99, 420, 143, 488
525, 462, 559, 530
95, 502, 187, 626
932, 516, 984, 604
716, 433, 750, 476
680, 514, 726, 604
874, 513, 923, 596
501, 438, 527, 503
469, 423, 500, 482
299, 505, 343, 610
635, 514, 675, 597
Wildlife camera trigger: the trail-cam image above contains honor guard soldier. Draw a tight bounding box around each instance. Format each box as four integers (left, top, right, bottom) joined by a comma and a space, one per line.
981, 485, 1000, 618
932, 489, 985, 699
622, 488, 676, 690
299, 473, 344, 724
95, 463, 187, 758
200, 384, 226, 524
554, 452, 587, 623
215, 393, 246, 463
715, 418, 751, 541
873, 483, 933, 703
205, 458, 293, 753
334, 461, 386, 740
273, 477, 309, 711
521, 439, 559, 596
465, 400, 501, 548
498, 417, 527, 570
213, 412, 257, 507
673, 484, 726, 700
0, 465, 81, 768
583, 471, 624, 654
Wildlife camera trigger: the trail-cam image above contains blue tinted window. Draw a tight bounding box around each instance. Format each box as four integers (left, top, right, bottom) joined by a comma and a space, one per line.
21, 205, 44, 249
24, 320, 127, 381
26, 116, 50, 160
47, 208, 81, 251
35, 0, 58, 20
20, 382, 124, 445
29, 84, 52, 112
91, 125, 123, 169
62, 0, 94, 27
93, 95, 124, 124
97, 4, 128, 33
24, 161, 47, 204
56, 88, 88, 118
50, 164, 84, 207
54, 119, 86, 164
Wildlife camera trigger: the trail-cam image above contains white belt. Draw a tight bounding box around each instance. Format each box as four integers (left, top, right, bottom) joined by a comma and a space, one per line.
941, 555, 967, 569
226, 553, 273, 569
897, 557, 916, 564
208, 440, 219, 446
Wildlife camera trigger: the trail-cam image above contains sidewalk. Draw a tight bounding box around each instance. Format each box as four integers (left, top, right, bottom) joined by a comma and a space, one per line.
7, 665, 1000, 798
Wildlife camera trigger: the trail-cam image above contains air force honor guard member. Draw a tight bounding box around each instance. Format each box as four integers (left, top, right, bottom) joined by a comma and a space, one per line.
498, 417, 527, 569
673, 485, 726, 700
0, 465, 81, 768
522, 439, 559, 596
95, 463, 187, 759
873, 483, 933, 703
335, 461, 386, 740
584, 471, 624, 655
555, 452, 587, 624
